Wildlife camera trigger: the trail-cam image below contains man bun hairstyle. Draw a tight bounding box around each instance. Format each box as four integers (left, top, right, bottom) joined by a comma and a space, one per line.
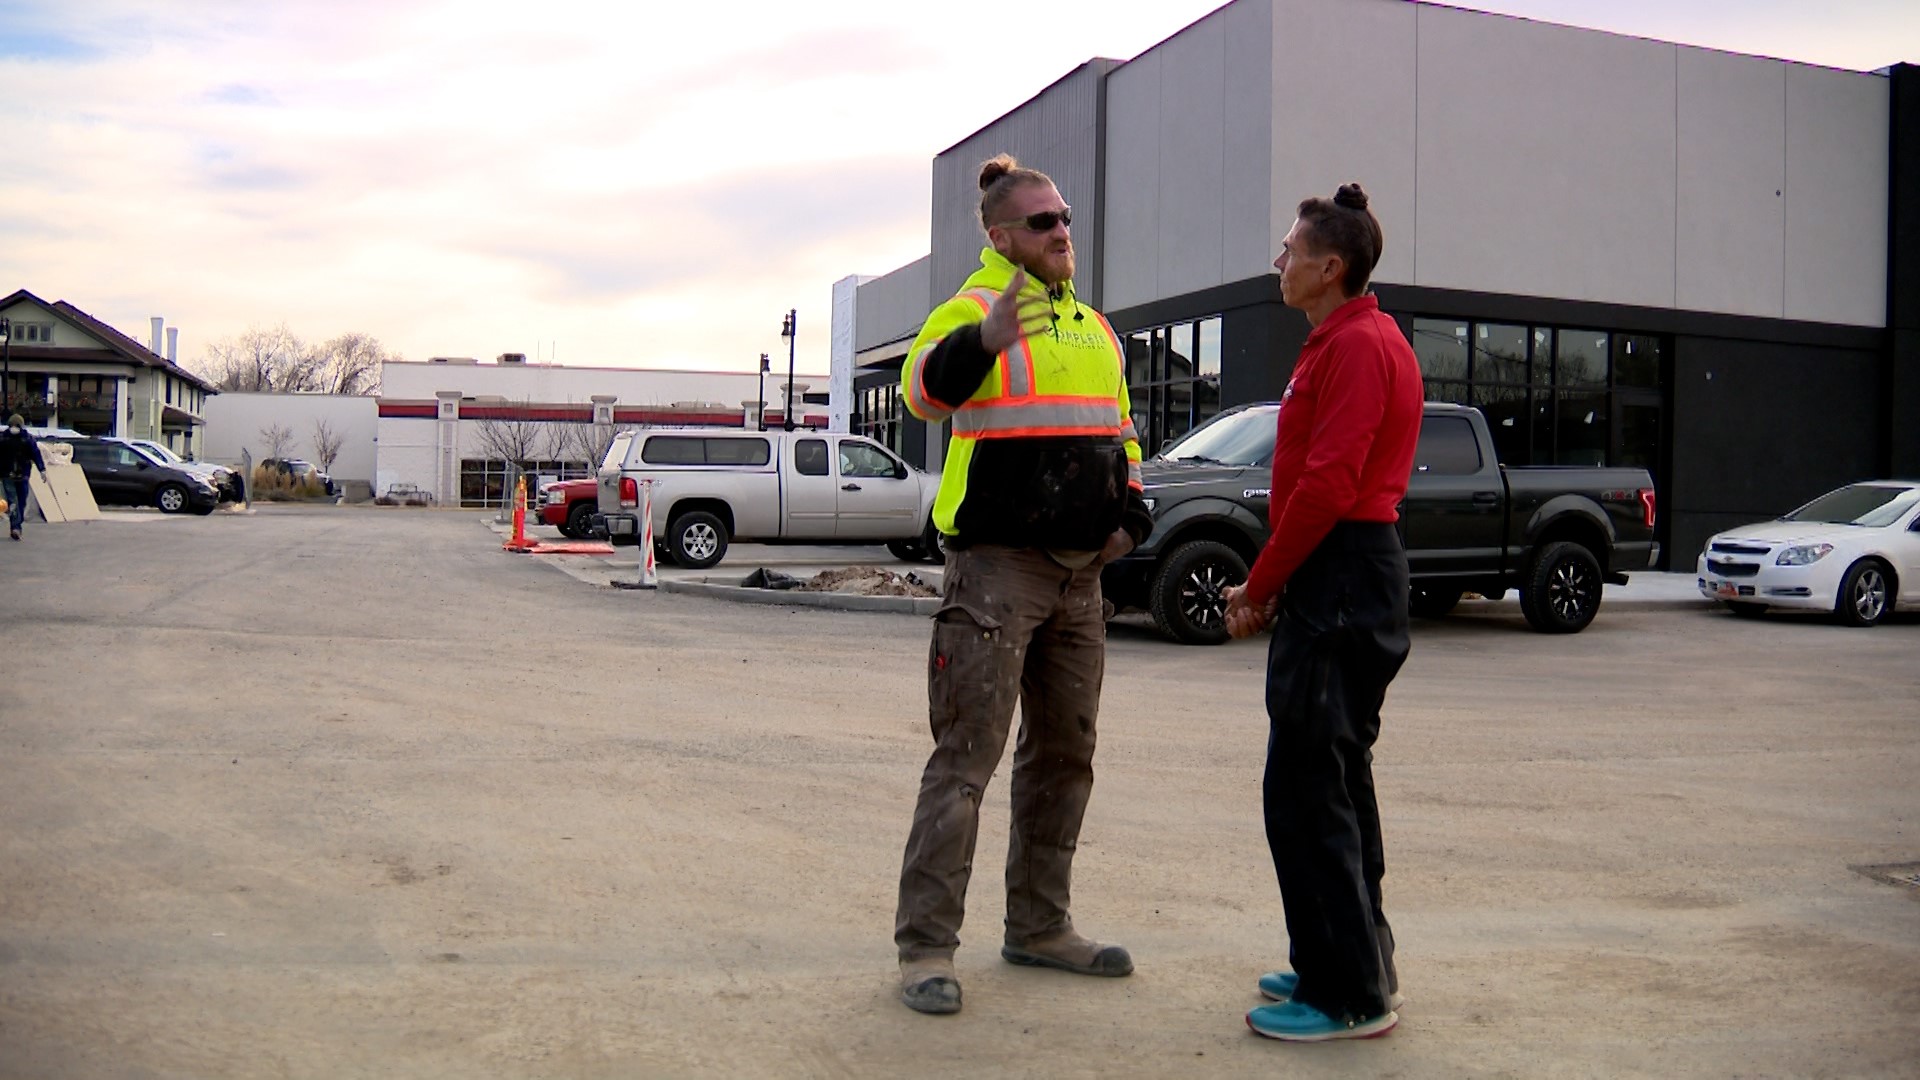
1296, 182, 1385, 295
978, 153, 1054, 230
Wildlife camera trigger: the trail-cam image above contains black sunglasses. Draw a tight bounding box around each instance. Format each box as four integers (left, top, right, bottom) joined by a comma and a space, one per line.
996, 207, 1071, 232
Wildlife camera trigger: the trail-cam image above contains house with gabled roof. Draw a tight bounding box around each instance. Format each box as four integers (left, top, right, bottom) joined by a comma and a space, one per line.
0, 288, 219, 457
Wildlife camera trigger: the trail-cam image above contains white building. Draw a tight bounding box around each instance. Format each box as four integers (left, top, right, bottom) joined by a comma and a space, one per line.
374, 357, 830, 506
200, 392, 379, 489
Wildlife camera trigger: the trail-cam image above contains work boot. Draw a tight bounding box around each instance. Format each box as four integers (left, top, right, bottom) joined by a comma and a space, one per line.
899, 956, 962, 1015
1001, 929, 1133, 977
9, 529, 18, 541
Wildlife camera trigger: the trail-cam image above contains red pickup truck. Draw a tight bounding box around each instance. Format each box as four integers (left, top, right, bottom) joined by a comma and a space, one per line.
538, 478, 602, 538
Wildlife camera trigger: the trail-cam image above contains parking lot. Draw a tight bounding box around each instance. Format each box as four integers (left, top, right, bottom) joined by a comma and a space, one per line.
2, 505, 1916, 1078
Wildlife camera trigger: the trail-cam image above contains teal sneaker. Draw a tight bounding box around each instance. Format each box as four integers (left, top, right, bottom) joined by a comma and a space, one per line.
1258, 971, 1403, 1010
1246, 1000, 1397, 1042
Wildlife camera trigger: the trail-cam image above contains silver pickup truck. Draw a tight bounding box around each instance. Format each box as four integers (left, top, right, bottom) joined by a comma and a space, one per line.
596, 428, 942, 569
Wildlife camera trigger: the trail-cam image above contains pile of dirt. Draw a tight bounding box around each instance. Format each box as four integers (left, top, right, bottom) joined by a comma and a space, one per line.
796, 567, 938, 598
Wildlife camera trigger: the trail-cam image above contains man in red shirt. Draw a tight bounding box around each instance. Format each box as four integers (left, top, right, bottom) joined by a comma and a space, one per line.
1223, 183, 1423, 1042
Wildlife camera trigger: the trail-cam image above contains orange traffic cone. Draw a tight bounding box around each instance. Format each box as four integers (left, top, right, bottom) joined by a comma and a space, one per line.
503, 476, 537, 552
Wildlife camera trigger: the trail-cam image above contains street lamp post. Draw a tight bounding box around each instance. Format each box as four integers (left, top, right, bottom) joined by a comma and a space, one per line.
779, 309, 797, 431
757, 352, 769, 431
0, 316, 10, 415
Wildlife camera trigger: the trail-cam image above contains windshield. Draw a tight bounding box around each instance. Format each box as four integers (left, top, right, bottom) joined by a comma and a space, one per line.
140, 442, 185, 464
1154, 406, 1279, 466
1782, 484, 1920, 527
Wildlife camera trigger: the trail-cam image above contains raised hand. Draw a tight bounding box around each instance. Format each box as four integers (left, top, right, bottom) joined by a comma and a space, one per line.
978, 268, 1055, 356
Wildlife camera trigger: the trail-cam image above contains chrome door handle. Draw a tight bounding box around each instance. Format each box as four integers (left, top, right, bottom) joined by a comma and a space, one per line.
842, 483, 861, 491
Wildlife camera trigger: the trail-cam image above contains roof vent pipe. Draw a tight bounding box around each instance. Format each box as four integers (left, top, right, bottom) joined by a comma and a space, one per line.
150, 317, 163, 353
166, 327, 178, 363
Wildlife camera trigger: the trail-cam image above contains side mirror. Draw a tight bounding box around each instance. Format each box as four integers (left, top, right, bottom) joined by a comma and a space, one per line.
894, 463, 909, 481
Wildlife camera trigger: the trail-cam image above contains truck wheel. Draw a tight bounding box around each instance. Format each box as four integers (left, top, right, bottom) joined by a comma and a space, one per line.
155, 483, 189, 514
565, 502, 596, 540
1408, 585, 1463, 619
1150, 540, 1247, 646
1835, 558, 1892, 627
667, 510, 728, 570
1520, 541, 1602, 633
921, 518, 946, 565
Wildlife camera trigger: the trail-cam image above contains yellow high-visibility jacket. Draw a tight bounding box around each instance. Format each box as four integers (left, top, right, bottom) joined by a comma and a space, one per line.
902, 247, 1150, 552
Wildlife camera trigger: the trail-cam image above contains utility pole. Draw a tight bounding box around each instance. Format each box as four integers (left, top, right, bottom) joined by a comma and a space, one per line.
779, 309, 797, 431
0, 317, 10, 414
757, 352, 769, 431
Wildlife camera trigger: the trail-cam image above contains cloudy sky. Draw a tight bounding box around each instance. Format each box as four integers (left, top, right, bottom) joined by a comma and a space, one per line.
2, 1, 1913, 380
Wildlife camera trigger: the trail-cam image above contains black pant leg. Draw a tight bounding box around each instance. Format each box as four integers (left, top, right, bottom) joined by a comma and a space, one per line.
1261, 531, 1410, 1021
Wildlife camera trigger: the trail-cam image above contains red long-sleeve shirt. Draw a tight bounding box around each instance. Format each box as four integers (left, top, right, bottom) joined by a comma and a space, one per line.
1242, 295, 1423, 609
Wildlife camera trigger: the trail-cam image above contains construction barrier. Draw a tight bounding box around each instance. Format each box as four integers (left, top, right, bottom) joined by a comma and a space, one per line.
502, 476, 537, 552
636, 479, 658, 588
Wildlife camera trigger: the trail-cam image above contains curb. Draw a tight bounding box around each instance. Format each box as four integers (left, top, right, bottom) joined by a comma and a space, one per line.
657, 578, 940, 616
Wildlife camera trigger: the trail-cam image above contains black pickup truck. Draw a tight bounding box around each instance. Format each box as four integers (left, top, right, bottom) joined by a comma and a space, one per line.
1102, 402, 1660, 643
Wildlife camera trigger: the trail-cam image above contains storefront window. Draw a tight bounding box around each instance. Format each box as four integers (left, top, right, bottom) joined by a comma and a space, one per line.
1121, 317, 1223, 455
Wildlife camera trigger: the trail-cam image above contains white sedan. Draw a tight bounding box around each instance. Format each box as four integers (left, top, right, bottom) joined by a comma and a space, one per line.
1697, 481, 1920, 626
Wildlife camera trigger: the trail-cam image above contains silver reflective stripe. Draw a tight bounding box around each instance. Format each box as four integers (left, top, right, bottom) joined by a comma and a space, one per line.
1127, 461, 1143, 487
952, 398, 1121, 436
1118, 419, 1140, 444
1006, 336, 1035, 397
904, 342, 952, 419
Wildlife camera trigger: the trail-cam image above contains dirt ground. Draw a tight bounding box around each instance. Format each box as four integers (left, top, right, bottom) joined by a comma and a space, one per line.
1, 506, 1915, 1079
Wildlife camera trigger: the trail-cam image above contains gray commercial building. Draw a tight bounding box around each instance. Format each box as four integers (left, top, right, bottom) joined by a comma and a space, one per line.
831, 0, 1919, 566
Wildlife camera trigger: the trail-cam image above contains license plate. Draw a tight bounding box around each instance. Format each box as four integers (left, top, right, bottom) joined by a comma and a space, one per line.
1712, 581, 1738, 599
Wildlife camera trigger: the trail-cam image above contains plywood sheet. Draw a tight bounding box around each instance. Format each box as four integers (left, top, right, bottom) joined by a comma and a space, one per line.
27, 461, 100, 523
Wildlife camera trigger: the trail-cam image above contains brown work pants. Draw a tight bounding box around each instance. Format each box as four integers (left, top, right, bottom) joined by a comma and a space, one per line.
895, 545, 1107, 962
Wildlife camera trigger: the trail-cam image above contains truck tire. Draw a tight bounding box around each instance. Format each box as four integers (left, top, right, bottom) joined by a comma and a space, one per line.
921, 518, 946, 566
1408, 585, 1463, 619
887, 539, 922, 561
565, 502, 596, 540
1835, 558, 1892, 627
1150, 540, 1247, 646
1519, 541, 1602, 634
667, 510, 728, 570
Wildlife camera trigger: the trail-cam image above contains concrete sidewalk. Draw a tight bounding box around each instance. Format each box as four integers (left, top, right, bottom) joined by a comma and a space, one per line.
484, 514, 1713, 612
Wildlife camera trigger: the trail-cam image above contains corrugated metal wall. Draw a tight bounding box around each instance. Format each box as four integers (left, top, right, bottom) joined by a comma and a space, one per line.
853, 255, 932, 353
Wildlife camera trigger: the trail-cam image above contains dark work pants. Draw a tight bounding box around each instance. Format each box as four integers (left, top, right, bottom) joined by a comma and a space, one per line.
895, 545, 1106, 961
1263, 521, 1410, 1021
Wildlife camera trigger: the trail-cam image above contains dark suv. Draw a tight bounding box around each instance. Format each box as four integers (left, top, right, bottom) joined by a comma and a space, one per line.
51, 437, 221, 514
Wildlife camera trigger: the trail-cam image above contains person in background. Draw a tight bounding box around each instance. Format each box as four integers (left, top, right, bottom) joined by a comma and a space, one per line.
0, 413, 48, 541
1223, 183, 1423, 1042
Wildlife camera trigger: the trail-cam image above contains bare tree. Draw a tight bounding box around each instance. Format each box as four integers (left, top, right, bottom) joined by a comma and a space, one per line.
556, 422, 629, 472
310, 418, 345, 474
471, 403, 554, 470
201, 324, 323, 392
314, 332, 394, 395
258, 423, 295, 461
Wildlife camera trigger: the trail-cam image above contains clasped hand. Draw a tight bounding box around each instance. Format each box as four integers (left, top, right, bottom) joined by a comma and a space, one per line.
1222, 584, 1278, 639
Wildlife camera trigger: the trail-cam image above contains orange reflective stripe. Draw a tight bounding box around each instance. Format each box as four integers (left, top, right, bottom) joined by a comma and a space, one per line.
904, 342, 953, 419
1092, 312, 1126, 373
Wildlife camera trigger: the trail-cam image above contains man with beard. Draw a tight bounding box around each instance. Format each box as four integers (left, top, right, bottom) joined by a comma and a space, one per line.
891, 155, 1152, 1016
